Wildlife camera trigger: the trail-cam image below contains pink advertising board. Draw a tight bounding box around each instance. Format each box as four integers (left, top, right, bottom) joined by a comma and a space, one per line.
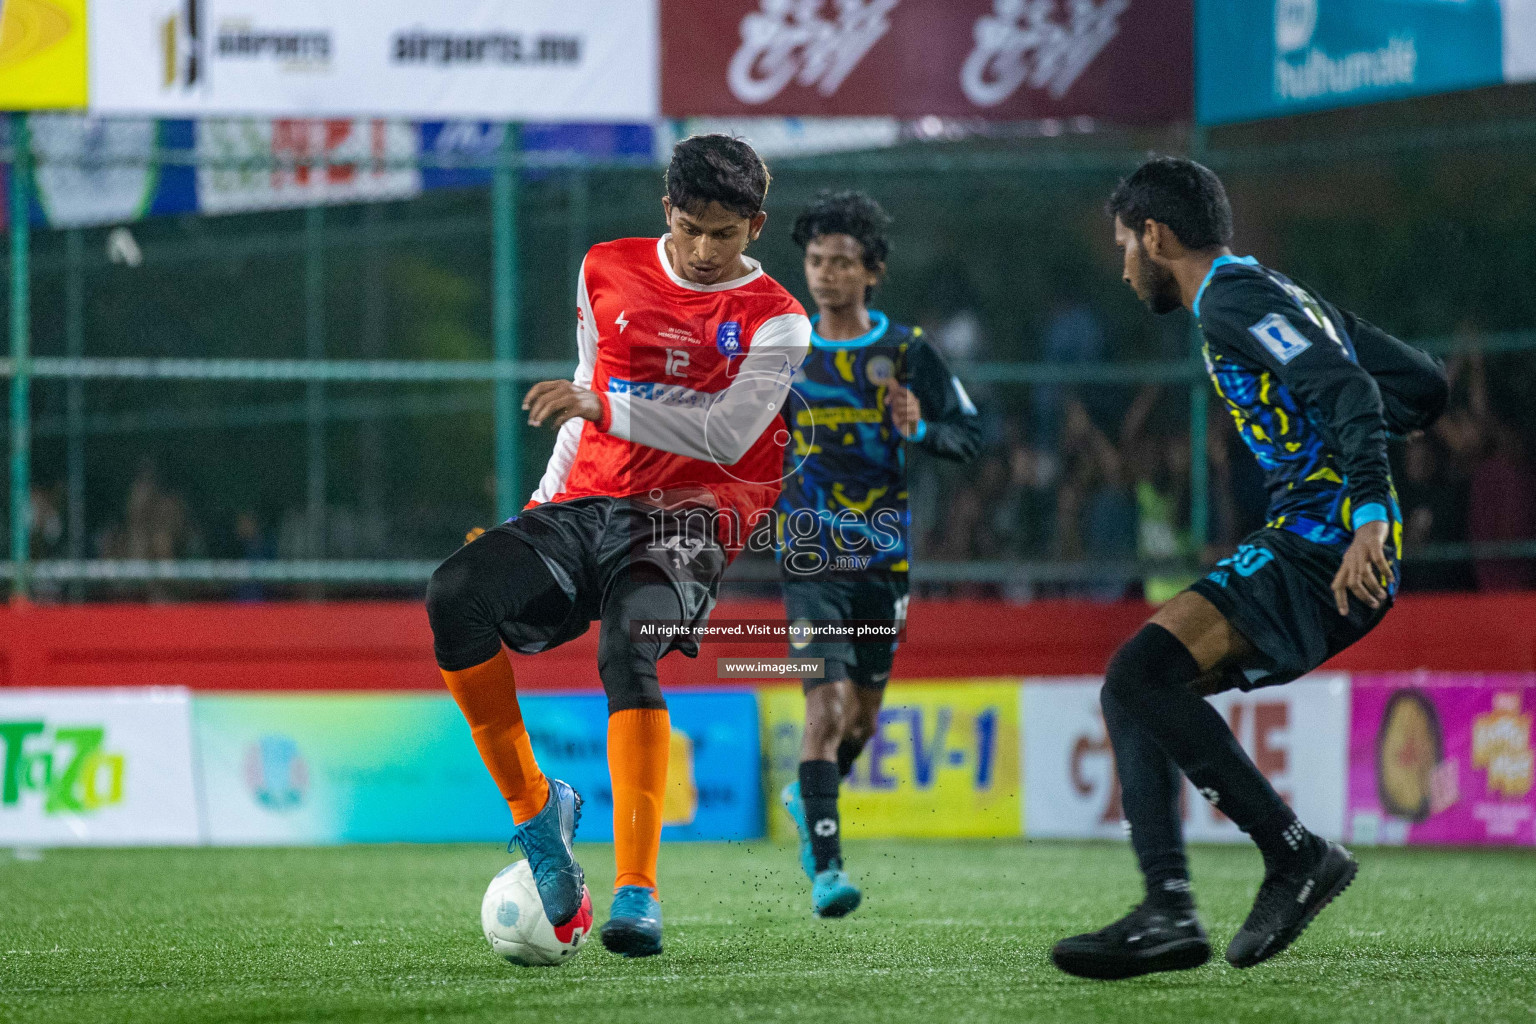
1349, 673, 1535, 846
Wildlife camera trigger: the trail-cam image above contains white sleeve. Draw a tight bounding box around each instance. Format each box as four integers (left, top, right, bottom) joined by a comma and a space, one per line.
605, 312, 810, 465
528, 259, 601, 504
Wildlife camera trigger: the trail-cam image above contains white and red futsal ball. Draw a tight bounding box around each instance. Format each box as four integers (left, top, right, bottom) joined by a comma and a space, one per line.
481, 860, 594, 966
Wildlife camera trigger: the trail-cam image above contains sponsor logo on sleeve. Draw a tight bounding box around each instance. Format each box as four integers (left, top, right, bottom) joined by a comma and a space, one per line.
1248, 312, 1312, 364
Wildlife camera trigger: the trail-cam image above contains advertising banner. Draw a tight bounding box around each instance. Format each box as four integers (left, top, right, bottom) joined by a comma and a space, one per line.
0, 0, 88, 109
1196, 0, 1536, 125
194, 117, 421, 214
1023, 674, 1349, 842
662, 0, 1191, 123
195, 691, 760, 844
91, 0, 658, 120
1349, 673, 1535, 846
762, 680, 1021, 840
26, 114, 197, 228
11, 114, 655, 228
0, 689, 200, 845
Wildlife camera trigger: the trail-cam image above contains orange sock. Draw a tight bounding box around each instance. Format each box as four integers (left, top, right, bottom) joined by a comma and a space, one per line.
441, 652, 549, 824
608, 708, 670, 891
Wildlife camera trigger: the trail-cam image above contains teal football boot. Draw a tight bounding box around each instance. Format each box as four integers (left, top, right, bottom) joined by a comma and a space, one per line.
600, 885, 663, 958
509, 778, 584, 926
812, 865, 863, 919
779, 780, 817, 880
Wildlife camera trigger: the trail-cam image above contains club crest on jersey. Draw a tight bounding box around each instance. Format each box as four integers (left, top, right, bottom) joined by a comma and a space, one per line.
716, 321, 743, 358
865, 354, 896, 386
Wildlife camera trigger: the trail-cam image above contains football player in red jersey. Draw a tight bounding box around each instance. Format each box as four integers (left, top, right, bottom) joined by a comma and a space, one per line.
427, 135, 810, 959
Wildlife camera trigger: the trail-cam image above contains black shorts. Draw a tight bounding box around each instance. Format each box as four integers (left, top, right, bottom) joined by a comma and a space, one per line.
1190, 526, 1393, 691
490, 496, 725, 658
781, 574, 910, 693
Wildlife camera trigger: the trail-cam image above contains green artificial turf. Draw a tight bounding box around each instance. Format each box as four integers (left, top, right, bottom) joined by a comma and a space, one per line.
1, 840, 1533, 1024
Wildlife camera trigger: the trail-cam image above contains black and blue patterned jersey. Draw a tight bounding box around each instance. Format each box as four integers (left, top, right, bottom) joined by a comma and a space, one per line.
775, 313, 980, 577
1195, 255, 1446, 555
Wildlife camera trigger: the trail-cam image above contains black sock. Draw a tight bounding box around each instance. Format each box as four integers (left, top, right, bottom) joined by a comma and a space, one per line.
1147, 876, 1195, 915
799, 759, 841, 872
1251, 807, 1325, 876
1102, 625, 1291, 844
1102, 687, 1192, 913
835, 737, 865, 778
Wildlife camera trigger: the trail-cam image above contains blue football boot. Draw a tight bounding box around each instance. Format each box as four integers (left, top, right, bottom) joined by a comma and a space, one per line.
780, 780, 816, 880
600, 885, 663, 958
509, 778, 585, 927
812, 865, 863, 919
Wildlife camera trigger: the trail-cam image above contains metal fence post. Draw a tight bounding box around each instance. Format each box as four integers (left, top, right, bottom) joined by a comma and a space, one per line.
305, 204, 327, 558
492, 123, 522, 522
65, 226, 85, 597
9, 113, 31, 601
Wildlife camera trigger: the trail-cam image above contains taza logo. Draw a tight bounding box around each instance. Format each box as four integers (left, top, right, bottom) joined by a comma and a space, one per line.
0, 721, 125, 814
961, 0, 1128, 108
727, 0, 900, 104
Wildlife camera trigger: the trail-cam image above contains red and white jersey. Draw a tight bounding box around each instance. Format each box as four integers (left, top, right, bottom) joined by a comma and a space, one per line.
530, 235, 811, 556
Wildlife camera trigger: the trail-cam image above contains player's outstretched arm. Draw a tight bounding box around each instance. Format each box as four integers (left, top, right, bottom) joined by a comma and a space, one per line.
528, 257, 602, 505
602, 313, 810, 466
895, 338, 982, 463
1338, 309, 1449, 435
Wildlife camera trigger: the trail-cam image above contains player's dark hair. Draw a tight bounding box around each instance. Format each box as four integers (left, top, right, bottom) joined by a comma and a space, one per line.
1108, 156, 1233, 251
792, 190, 892, 269
792, 190, 891, 302
666, 134, 770, 220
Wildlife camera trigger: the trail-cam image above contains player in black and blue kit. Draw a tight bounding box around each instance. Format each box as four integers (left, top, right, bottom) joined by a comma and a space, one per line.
776, 192, 980, 917
1052, 158, 1447, 980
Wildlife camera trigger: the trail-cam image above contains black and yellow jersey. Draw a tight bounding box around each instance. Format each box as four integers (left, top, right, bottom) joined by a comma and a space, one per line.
774, 313, 980, 577
1195, 256, 1446, 552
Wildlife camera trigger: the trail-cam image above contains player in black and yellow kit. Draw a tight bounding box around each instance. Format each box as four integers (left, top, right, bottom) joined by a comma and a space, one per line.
776, 192, 980, 917
1052, 158, 1447, 980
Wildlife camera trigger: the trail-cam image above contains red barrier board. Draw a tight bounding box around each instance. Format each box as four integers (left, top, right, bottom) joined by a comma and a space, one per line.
1, 594, 1533, 691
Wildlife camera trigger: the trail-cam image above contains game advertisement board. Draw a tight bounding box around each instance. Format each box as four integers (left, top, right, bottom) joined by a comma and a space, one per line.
1023, 674, 1350, 843
1348, 672, 1535, 847
194, 691, 761, 844
0, 688, 200, 845
760, 680, 1021, 840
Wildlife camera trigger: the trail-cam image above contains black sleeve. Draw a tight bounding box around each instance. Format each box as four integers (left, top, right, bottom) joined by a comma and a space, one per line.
901, 337, 982, 463
1337, 309, 1449, 436
1202, 277, 1393, 519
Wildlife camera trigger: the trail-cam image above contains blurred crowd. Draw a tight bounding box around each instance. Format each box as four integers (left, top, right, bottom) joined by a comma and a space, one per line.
906, 310, 1536, 601
16, 315, 1536, 604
